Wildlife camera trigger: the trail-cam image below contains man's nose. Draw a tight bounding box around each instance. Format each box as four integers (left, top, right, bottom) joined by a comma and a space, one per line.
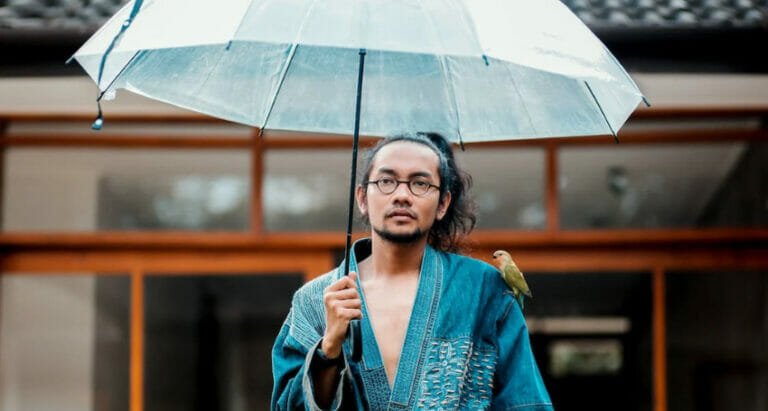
391, 181, 413, 201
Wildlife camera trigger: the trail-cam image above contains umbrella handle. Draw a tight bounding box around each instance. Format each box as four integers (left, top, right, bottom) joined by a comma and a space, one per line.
348, 319, 363, 361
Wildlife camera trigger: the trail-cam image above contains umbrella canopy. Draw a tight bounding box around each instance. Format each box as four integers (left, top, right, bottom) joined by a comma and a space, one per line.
72, 0, 646, 142
72, 0, 648, 362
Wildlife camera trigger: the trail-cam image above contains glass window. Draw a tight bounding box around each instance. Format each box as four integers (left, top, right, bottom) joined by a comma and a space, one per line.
2, 148, 250, 231
524, 272, 652, 411
456, 147, 546, 229
264, 146, 546, 231
263, 149, 364, 232
559, 142, 767, 229
143, 274, 303, 411
666, 270, 768, 411
0, 274, 129, 411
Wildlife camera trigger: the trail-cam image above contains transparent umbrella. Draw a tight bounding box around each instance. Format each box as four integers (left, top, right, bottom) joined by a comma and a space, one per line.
71, 0, 648, 360
74, 0, 646, 140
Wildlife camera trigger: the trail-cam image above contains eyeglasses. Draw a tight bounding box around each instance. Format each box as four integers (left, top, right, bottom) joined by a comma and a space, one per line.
365, 177, 441, 196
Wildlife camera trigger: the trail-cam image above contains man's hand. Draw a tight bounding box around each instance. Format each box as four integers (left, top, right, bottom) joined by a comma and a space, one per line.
321, 272, 363, 359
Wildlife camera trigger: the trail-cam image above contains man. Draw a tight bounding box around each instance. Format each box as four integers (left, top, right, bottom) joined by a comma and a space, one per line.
272, 133, 553, 410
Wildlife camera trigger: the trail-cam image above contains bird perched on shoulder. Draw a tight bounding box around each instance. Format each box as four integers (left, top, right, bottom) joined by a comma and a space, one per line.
492, 250, 533, 309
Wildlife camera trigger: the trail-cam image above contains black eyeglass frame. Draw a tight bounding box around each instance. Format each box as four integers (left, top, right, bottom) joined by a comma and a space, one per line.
364, 177, 441, 196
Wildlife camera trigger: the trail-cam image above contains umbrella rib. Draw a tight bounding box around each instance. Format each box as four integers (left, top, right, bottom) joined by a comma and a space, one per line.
83, 0, 145, 130
584, 80, 619, 143
225, 0, 257, 50
90, 49, 144, 130
445, 0, 488, 61
603, 48, 651, 107
258, 0, 321, 136
258, 43, 299, 137
95, 0, 145, 88
97, 50, 144, 100
436, 56, 465, 150
192, 44, 236, 106
502, 62, 539, 137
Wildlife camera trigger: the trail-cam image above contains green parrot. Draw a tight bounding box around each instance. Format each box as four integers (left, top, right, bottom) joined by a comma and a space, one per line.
492, 250, 533, 309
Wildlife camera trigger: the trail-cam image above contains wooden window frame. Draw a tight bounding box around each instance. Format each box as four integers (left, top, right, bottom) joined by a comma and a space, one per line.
1, 108, 766, 240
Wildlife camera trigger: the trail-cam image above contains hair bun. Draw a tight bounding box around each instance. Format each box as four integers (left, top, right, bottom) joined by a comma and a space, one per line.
417, 132, 454, 159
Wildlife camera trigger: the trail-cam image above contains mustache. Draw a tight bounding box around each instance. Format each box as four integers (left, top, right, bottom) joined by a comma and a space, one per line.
385, 208, 417, 219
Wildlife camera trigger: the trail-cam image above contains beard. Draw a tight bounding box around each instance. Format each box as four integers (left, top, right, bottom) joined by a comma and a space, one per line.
373, 226, 426, 244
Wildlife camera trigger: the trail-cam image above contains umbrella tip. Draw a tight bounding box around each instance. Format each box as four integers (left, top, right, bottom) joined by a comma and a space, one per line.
91, 100, 104, 131
482, 54, 490, 66
642, 96, 651, 107
91, 117, 103, 131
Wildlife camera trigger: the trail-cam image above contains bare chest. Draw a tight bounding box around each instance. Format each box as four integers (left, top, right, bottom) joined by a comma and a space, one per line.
362, 279, 419, 386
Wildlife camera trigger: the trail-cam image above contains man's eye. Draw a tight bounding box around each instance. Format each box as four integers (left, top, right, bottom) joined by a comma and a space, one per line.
412, 180, 429, 188
379, 178, 396, 186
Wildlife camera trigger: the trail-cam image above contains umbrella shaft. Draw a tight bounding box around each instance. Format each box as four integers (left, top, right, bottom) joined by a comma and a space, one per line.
344, 48, 366, 363
343, 48, 366, 278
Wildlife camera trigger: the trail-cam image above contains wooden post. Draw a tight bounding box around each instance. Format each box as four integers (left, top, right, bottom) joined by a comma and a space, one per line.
130, 268, 144, 411
652, 267, 668, 411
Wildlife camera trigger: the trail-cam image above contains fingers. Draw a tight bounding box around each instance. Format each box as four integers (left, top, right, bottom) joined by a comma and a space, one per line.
322, 271, 364, 346
327, 297, 362, 314
323, 271, 363, 328
329, 288, 359, 300
325, 271, 358, 292
323, 288, 359, 308
339, 307, 363, 320
334, 298, 362, 310
325, 293, 362, 317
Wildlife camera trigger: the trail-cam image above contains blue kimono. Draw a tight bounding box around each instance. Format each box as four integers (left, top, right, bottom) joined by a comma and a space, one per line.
272, 239, 553, 410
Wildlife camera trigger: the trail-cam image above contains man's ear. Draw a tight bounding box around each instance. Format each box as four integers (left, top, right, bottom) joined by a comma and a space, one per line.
356, 185, 368, 216
436, 191, 452, 221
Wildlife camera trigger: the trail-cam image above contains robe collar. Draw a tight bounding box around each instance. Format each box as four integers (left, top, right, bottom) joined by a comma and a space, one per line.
341, 237, 444, 409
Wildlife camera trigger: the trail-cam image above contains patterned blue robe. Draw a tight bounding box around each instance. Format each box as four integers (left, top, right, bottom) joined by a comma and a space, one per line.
272, 239, 553, 410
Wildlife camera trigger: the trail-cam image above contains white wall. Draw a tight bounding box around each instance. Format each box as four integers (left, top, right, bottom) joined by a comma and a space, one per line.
632, 73, 768, 107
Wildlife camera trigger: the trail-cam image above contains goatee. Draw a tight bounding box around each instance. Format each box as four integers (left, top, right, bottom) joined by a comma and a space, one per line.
374, 227, 425, 244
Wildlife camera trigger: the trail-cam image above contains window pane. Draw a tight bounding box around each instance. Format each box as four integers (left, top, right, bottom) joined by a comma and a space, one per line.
264, 146, 546, 231
0, 274, 129, 411
3, 148, 250, 231
559, 142, 766, 229
667, 270, 768, 411
524, 272, 652, 411
456, 147, 545, 229
144, 274, 303, 411
263, 149, 363, 232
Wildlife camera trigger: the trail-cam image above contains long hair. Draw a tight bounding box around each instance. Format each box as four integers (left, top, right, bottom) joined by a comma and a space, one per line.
358, 132, 477, 253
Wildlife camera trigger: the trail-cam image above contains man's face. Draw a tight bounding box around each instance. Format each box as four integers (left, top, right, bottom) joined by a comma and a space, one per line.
357, 141, 451, 245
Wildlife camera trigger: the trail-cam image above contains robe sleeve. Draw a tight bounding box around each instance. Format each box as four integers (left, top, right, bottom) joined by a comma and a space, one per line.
270, 313, 350, 410
491, 293, 555, 411
271, 271, 362, 411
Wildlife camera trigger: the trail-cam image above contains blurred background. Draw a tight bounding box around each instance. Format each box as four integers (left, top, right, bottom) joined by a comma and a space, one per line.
0, 1, 766, 410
